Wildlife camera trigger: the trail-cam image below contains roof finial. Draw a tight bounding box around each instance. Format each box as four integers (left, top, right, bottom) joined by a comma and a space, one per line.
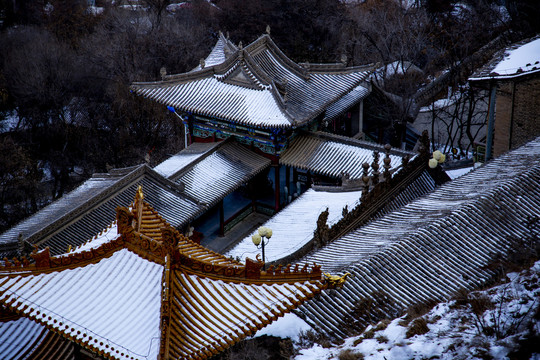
371, 151, 380, 185
238, 41, 243, 49
226, 31, 230, 39
266, 24, 271, 35
199, 58, 205, 69
160, 66, 167, 80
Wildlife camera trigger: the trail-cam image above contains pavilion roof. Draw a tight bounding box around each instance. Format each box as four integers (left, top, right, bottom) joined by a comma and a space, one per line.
280, 132, 413, 179
131, 34, 373, 129
163, 139, 271, 207
0, 192, 329, 360
297, 136, 540, 337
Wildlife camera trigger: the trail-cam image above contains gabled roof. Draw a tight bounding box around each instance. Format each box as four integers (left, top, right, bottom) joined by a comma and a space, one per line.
0, 192, 329, 360
167, 139, 271, 207
469, 35, 540, 81
0, 165, 204, 258
298, 136, 540, 336
280, 132, 413, 179
131, 34, 373, 129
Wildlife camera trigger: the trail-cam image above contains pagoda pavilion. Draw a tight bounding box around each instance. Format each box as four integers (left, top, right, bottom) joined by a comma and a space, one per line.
131, 30, 374, 158
131, 31, 381, 212
0, 188, 333, 360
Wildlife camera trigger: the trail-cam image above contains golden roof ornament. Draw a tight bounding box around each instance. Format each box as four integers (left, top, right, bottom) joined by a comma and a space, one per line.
136, 185, 144, 201
324, 272, 351, 288
266, 25, 271, 35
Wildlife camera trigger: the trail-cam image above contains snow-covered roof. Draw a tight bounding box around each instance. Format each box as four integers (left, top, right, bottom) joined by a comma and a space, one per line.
280, 132, 411, 179
323, 84, 370, 121
153, 142, 220, 178
226, 188, 364, 263
170, 140, 271, 207
132, 34, 373, 129
0, 196, 328, 360
298, 136, 540, 337
1, 249, 163, 360
0, 317, 52, 360
469, 35, 540, 81
191, 31, 238, 72
0, 165, 203, 257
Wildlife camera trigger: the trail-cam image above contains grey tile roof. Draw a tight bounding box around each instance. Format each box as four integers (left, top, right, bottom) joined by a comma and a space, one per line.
323, 84, 370, 121
191, 32, 238, 72
153, 142, 220, 178
171, 140, 271, 207
0, 165, 203, 256
131, 34, 373, 128
298, 136, 540, 336
280, 132, 413, 179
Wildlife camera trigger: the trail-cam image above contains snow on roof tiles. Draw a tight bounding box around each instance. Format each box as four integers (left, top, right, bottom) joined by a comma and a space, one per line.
298, 136, 540, 337
0, 317, 48, 360
172, 140, 271, 207
469, 35, 540, 81
226, 188, 364, 263
0, 165, 203, 258
132, 34, 373, 128
0, 248, 163, 360
153, 142, 220, 178
0, 196, 328, 360
323, 84, 370, 121
280, 132, 409, 179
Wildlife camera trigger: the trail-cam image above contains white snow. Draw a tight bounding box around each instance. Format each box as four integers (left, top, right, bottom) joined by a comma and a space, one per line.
492, 37, 540, 76
153, 153, 205, 178
226, 188, 363, 263
66, 222, 119, 254
445, 166, 473, 180
254, 313, 312, 341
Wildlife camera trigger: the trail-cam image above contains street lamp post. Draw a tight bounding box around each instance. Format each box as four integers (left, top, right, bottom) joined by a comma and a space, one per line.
252, 226, 272, 270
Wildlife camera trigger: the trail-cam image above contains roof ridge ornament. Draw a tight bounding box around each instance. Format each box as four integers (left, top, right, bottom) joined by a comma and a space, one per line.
200, 58, 205, 69
160, 66, 167, 80
266, 25, 271, 35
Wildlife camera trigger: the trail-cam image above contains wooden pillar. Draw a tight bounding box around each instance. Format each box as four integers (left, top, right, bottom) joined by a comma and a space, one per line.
285, 165, 290, 201
218, 200, 224, 237
273, 164, 280, 212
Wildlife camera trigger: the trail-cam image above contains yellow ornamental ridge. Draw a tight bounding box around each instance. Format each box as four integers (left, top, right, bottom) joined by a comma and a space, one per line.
324, 272, 351, 289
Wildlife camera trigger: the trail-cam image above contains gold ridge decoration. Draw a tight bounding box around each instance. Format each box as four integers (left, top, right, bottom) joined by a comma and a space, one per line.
324, 272, 351, 289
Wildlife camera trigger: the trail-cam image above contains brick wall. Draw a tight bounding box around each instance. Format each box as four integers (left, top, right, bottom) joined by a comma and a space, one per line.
493, 73, 540, 157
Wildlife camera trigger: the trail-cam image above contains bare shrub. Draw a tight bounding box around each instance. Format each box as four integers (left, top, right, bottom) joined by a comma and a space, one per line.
338, 349, 364, 360
343, 291, 398, 335
296, 329, 332, 349
398, 299, 438, 326
375, 334, 389, 343
405, 317, 429, 338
